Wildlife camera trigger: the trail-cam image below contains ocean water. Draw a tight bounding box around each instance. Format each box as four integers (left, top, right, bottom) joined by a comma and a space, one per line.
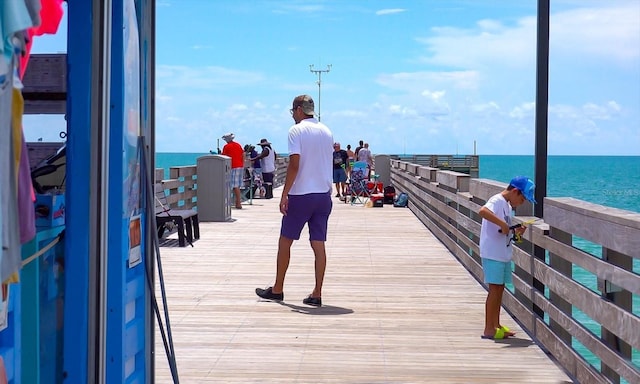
479, 155, 640, 213
155, 152, 210, 179
158, 153, 639, 375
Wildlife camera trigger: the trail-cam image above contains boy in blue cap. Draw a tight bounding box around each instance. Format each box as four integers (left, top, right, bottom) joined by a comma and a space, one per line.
478, 176, 536, 339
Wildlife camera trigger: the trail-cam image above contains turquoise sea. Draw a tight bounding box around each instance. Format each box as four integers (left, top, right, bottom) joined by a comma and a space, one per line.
157, 153, 639, 376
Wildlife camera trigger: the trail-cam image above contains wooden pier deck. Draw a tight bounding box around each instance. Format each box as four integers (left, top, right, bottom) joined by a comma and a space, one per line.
154, 188, 573, 383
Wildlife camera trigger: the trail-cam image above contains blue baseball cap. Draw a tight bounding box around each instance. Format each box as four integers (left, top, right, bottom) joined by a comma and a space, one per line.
509, 176, 537, 204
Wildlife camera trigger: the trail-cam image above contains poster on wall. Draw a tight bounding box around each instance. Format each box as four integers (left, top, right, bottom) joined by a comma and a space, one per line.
128, 215, 142, 268
123, 0, 142, 220
0, 285, 9, 332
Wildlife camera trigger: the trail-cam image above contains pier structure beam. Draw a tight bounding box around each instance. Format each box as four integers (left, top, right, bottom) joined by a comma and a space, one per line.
533, 0, 550, 319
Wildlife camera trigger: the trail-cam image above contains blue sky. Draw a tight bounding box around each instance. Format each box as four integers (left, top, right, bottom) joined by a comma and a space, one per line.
25, 0, 640, 155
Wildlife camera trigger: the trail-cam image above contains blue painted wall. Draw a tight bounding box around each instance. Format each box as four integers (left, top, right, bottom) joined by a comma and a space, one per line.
64, 0, 93, 382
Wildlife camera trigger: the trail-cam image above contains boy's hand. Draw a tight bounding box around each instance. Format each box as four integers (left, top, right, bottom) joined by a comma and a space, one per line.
515, 225, 527, 236
499, 222, 510, 235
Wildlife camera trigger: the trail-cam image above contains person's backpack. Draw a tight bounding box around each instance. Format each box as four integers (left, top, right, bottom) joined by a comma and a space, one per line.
393, 192, 409, 207
383, 185, 396, 204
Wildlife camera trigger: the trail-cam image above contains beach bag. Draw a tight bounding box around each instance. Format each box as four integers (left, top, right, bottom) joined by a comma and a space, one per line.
383, 185, 396, 204
393, 192, 408, 207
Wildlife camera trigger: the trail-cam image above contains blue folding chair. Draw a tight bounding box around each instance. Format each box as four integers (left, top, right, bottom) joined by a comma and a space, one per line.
347, 161, 371, 205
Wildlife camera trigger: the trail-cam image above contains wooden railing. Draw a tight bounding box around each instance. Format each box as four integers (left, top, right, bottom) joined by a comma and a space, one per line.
389, 154, 479, 177
154, 156, 289, 209
154, 167, 197, 210
389, 159, 640, 384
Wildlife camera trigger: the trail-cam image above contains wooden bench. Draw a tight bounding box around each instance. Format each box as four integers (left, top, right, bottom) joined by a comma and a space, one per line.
155, 183, 200, 247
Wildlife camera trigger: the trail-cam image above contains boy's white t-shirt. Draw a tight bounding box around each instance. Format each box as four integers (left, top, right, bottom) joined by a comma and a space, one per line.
480, 193, 514, 262
287, 118, 334, 195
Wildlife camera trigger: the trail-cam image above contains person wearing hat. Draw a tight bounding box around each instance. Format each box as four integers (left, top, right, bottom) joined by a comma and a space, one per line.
221, 133, 244, 209
251, 138, 276, 199
255, 94, 334, 307
244, 144, 264, 198
478, 175, 536, 340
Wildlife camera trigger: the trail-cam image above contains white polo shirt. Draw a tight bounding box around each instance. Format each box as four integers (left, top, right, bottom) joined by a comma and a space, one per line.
287, 118, 333, 195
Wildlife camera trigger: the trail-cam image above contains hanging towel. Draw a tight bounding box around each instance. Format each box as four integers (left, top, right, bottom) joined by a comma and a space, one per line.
19, 0, 65, 78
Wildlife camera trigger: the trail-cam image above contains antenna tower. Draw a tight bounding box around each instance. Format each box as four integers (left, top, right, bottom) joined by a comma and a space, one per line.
309, 64, 331, 121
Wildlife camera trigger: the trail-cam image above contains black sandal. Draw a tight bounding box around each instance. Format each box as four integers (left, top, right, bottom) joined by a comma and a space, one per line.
302, 295, 322, 307
255, 287, 283, 301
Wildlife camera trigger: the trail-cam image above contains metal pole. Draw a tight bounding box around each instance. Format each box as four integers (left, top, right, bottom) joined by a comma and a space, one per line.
533, 0, 550, 318
309, 64, 331, 121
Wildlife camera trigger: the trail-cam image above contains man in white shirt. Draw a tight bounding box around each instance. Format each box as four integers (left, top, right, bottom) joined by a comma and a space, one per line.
255, 95, 334, 307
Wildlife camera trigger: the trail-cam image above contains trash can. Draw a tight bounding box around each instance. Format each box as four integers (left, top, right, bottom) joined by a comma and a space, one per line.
374, 154, 390, 188
197, 155, 231, 221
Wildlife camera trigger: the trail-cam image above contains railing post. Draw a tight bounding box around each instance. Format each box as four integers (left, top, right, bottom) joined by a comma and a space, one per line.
599, 248, 633, 384
513, 203, 535, 311
549, 227, 572, 344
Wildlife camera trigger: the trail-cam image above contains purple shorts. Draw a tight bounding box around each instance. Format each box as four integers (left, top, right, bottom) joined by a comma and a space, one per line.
281, 192, 332, 241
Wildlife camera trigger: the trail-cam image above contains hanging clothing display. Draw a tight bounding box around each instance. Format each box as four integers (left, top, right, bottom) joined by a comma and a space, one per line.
0, 0, 64, 282
0, 59, 17, 284
15, 90, 36, 244
19, 0, 64, 78
1, 0, 32, 283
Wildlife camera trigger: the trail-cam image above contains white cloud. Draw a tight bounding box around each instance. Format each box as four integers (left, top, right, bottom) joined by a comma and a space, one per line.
377, 71, 480, 91
582, 101, 621, 120
416, 18, 537, 70
509, 102, 535, 119
551, 4, 640, 65
376, 9, 406, 16
422, 90, 446, 101
156, 65, 264, 89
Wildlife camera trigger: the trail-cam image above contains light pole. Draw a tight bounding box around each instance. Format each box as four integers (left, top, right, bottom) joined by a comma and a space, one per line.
309, 64, 331, 121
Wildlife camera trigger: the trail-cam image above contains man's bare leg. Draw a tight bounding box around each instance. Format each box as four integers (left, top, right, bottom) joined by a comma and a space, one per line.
233, 187, 242, 208
272, 236, 294, 294
309, 240, 326, 298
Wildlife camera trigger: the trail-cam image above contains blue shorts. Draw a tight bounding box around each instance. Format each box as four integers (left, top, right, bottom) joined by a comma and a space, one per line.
333, 168, 347, 183
281, 192, 332, 241
482, 258, 512, 285
230, 168, 243, 188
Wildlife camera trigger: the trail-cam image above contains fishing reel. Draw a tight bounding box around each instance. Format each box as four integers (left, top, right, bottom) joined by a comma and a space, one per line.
499, 224, 524, 244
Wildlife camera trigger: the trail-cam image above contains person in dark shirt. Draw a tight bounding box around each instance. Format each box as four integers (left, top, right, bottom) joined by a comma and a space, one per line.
354, 139, 364, 159
332, 142, 348, 198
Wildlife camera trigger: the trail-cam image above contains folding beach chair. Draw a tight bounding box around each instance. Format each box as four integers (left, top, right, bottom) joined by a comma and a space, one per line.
347, 161, 371, 205
241, 167, 265, 203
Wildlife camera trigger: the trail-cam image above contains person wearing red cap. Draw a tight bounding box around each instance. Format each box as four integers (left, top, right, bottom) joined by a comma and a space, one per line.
221, 133, 244, 209
478, 176, 536, 340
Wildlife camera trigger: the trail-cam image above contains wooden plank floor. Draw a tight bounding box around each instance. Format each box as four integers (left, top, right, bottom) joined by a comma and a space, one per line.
154, 188, 573, 384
